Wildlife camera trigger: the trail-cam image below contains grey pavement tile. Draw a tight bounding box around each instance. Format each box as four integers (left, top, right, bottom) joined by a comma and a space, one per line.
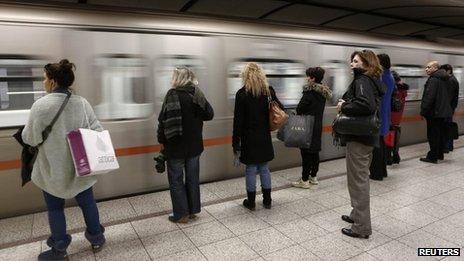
435, 174, 464, 189
368, 240, 438, 261
182, 220, 234, 247
42, 233, 95, 261
273, 218, 328, 243
307, 192, 350, 209
376, 190, 423, 207
386, 206, 438, 227
239, 227, 294, 255
300, 232, 362, 261
253, 205, 301, 225
429, 188, 464, 211
0, 214, 33, 245
319, 158, 347, 174
421, 163, 464, 176
370, 196, 403, 214
204, 201, 249, 219
339, 230, 392, 251
141, 230, 195, 259
154, 248, 206, 261
202, 178, 247, 199
307, 210, 349, 232
397, 181, 456, 200
423, 220, 464, 247
0, 241, 41, 261
407, 199, 459, 219
268, 189, 304, 206
127, 190, 172, 216
347, 253, 380, 261
200, 186, 221, 204
94, 223, 150, 261
199, 237, 259, 261
131, 215, 179, 238
219, 213, 269, 236
330, 187, 351, 199
263, 244, 321, 261
371, 215, 418, 239
441, 210, 464, 228
97, 198, 137, 223
176, 210, 215, 228
398, 229, 460, 250
283, 198, 328, 217
368, 182, 395, 196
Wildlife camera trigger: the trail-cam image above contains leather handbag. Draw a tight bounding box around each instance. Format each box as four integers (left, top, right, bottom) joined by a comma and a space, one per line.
332, 113, 380, 136
269, 99, 288, 131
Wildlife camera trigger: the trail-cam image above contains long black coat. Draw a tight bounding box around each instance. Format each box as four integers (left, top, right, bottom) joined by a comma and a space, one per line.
421, 69, 453, 119
157, 86, 214, 159
296, 83, 332, 152
232, 86, 282, 164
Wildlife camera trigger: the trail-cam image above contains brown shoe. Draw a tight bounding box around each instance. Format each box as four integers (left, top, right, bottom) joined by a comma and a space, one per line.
168, 215, 189, 223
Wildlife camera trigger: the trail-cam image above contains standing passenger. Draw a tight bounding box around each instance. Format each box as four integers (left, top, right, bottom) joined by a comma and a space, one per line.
420, 61, 452, 163
337, 50, 384, 239
233, 62, 283, 210
439, 64, 459, 153
292, 67, 332, 189
386, 71, 409, 164
157, 67, 214, 223
22, 60, 106, 260
369, 54, 394, 181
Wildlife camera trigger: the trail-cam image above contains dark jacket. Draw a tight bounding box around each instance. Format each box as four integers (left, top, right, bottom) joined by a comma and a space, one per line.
232, 86, 282, 164
157, 86, 214, 159
449, 74, 460, 112
379, 70, 395, 136
340, 69, 384, 147
420, 69, 453, 118
296, 82, 332, 152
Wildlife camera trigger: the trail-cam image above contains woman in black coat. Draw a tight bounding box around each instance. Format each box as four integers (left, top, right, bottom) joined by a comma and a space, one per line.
292, 67, 332, 189
232, 62, 283, 210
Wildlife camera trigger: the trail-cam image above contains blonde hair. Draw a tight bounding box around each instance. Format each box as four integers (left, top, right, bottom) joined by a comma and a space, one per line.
171, 67, 198, 88
240, 62, 270, 97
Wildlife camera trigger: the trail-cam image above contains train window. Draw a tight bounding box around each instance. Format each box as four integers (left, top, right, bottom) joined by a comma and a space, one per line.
0, 56, 46, 128
322, 60, 350, 106
227, 59, 305, 108
93, 55, 153, 120
454, 67, 464, 97
391, 65, 427, 101
154, 55, 207, 106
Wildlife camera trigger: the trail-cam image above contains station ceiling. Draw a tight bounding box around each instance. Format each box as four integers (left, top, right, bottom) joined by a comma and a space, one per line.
4, 0, 464, 42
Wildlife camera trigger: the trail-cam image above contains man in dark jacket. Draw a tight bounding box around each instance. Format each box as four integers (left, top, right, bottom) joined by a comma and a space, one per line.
440, 64, 459, 152
420, 61, 453, 164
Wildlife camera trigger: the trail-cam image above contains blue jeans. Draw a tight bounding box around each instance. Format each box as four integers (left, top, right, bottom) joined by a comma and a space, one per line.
167, 156, 201, 219
245, 163, 271, 192
43, 187, 103, 250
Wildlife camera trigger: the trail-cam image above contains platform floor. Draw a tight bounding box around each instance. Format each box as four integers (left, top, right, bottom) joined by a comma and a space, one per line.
1, 140, 464, 260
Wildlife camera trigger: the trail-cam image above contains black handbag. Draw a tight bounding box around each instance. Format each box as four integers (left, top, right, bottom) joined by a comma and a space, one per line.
332, 113, 380, 136
12, 92, 71, 186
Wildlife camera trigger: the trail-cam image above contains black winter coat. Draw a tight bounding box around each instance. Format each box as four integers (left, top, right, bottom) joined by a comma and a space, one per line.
421, 69, 453, 118
449, 74, 460, 112
157, 86, 214, 159
340, 69, 384, 147
296, 83, 332, 152
232, 86, 282, 164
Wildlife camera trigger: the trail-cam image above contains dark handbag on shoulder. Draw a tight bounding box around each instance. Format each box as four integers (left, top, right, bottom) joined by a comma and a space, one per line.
12, 92, 71, 186
277, 114, 314, 148
332, 113, 380, 136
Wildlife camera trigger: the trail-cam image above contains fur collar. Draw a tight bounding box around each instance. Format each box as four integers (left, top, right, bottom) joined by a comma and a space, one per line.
303, 82, 332, 99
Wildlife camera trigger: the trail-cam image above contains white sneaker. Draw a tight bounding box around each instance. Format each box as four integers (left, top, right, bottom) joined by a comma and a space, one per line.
292, 179, 311, 189
309, 177, 319, 185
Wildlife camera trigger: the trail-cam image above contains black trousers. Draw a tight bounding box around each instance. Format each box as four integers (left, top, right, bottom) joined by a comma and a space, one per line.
300, 149, 319, 181
426, 118, 445, 161
369, 135, 387, 179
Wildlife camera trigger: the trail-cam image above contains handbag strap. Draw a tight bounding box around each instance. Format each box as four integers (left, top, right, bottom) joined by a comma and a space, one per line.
39, 92, 72, 146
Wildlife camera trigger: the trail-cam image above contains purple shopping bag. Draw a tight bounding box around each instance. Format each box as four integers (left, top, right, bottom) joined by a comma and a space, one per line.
67, 129, 91, 176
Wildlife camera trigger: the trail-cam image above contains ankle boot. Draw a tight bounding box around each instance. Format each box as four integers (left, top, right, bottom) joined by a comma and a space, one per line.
262, 188, 272, 209
243, 191, 256, 210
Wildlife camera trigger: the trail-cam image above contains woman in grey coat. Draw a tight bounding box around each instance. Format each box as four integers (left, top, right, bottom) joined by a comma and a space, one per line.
22, 60, 105, 260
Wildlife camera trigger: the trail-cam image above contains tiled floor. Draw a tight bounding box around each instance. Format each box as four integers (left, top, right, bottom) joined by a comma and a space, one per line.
1, 140, 464, 260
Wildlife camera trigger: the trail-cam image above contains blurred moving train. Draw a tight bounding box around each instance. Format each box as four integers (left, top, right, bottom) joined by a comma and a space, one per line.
0, 4, 463, 218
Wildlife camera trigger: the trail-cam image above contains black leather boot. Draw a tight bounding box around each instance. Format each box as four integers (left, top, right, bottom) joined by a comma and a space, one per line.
262, 188, 272, 209
243, 191, 256, 210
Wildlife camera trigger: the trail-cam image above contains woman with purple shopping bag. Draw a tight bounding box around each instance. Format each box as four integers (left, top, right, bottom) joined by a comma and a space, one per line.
22, 59, 105, 260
